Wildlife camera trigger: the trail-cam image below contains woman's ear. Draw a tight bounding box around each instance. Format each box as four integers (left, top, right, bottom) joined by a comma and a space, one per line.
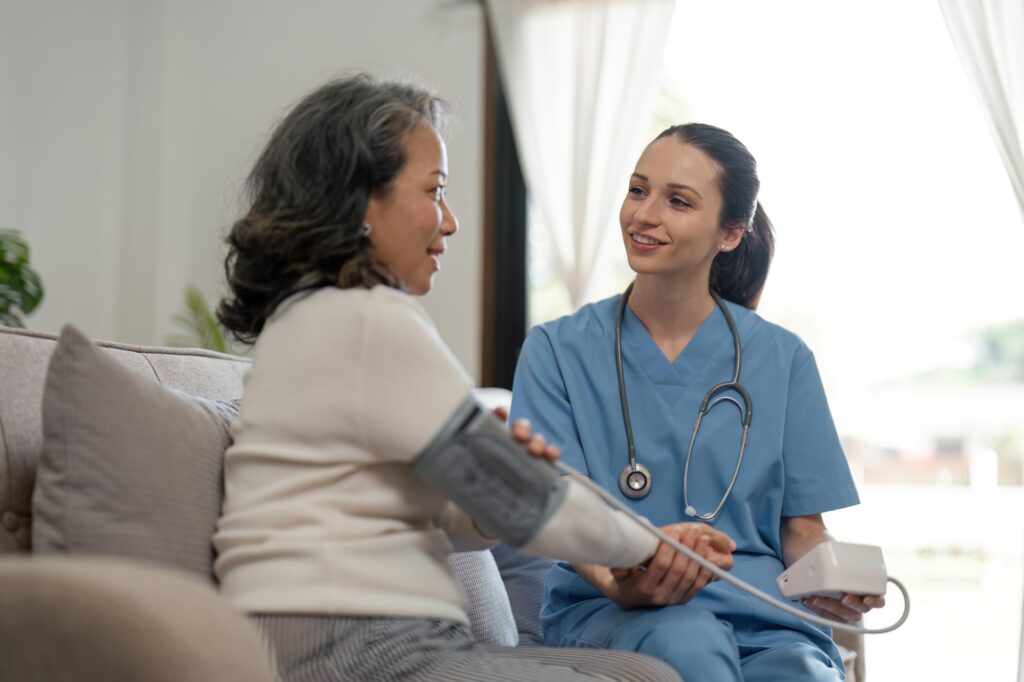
719, 223, 746, 252
363, 196, 380, 235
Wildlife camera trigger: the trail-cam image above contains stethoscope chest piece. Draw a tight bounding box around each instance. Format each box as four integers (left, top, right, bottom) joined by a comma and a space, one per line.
618, 462, 652, 498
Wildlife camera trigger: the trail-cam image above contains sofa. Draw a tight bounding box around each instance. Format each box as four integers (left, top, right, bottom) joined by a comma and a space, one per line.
0, 323, 863, 681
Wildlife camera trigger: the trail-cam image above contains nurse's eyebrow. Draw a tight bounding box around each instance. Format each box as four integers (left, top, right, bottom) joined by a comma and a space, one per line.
631, 173, 702, 199
432, 170, 448, 180
667, 182, 702, 199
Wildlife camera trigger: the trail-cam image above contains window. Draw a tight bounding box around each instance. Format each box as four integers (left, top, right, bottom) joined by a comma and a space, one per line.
527, 1, 1024, 676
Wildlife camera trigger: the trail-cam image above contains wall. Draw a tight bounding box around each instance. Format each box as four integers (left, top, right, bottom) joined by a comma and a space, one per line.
0, 0, 485, 378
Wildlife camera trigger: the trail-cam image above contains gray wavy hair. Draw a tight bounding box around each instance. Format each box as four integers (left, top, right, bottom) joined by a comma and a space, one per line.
218, 73, 450, 343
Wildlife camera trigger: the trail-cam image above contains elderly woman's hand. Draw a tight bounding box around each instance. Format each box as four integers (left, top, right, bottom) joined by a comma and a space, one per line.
492, 407, 560, 462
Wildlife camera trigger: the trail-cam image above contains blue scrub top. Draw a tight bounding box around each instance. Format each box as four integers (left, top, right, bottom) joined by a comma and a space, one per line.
509, 294, 859, 664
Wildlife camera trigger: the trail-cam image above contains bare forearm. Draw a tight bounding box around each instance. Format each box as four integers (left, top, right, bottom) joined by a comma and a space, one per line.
572, 562, 618, 595
570, 562, 647, 608
571, 523, 736, 609
784, 514, 887, 621
781, 514, 833, 567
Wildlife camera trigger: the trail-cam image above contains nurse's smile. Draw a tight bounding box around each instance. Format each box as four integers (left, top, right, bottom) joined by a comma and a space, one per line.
629, 231, 667, 252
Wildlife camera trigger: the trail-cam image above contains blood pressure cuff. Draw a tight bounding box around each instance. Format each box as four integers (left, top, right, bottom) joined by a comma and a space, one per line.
410, 395, 568, 548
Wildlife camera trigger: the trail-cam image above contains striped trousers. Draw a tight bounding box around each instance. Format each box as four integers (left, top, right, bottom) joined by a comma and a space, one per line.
253, 614, 681, 682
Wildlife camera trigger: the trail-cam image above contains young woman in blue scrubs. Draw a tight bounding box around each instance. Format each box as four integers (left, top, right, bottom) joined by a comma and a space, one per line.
509, 123, 885, 681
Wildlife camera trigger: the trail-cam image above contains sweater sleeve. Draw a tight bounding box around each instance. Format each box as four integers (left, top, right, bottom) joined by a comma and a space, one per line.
521, 477, 658, 568
360, 290, 474, 462
363, 290, 656, 568
435, 502, 498, 551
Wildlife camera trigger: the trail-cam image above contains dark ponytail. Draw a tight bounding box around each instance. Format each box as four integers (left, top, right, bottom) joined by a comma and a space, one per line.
656, 123, 775, 309
710, 202, 774, 308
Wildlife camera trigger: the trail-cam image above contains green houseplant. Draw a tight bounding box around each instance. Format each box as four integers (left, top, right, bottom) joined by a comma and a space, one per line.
167, 284, 229, 353
0, 229, 45, 328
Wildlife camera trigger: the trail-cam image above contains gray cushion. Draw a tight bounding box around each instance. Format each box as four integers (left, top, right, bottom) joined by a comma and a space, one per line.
490, 544, 555, 646
446, 550, 518, 646
31, 325, 238, 579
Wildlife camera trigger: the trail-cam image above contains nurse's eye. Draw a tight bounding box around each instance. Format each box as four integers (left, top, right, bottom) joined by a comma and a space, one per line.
627, 186, 647, 198
669, 196, 692, 209
430, 185, 447, 202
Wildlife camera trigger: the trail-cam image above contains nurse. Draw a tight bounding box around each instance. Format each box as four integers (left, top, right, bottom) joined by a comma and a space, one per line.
509, 123, 885, 681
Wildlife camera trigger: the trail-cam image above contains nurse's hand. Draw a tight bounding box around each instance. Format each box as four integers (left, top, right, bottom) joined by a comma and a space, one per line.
576, 523, 735, 608
800, 593, 886, 624
500, 410, 560, 462
781, 515, 885, 622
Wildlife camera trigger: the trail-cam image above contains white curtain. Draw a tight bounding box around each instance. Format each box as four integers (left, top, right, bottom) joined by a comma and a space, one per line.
485, 0, 676, 308
937, 5, 1024, 677
939, 0, 1024, 220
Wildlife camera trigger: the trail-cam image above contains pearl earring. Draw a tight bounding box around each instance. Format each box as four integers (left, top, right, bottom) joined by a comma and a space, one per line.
362, 222, 372, 237
720, 244, 729, 251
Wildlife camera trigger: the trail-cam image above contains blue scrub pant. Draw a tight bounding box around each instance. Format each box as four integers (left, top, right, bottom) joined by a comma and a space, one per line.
548, 601, 842, 682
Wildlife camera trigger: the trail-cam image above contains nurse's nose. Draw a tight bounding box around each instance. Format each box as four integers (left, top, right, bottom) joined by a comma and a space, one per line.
633, 197, 659, 226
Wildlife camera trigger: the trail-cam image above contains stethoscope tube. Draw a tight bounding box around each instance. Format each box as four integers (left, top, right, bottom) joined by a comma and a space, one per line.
615, 284, 752, 521
615, 284, 651, 498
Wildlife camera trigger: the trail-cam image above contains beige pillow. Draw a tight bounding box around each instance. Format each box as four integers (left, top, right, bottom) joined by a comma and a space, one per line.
32, 325, 238, 579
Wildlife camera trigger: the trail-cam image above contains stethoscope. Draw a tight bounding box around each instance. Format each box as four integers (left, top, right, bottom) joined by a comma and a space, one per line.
615, 283, 753, 522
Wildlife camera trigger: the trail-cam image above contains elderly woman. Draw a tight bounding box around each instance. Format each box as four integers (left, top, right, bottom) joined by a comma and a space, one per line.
212, 74, 729, 682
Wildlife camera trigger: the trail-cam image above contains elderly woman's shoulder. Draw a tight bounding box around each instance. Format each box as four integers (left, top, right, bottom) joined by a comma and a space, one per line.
282, 285, 424, 318
262, 285, 431, 342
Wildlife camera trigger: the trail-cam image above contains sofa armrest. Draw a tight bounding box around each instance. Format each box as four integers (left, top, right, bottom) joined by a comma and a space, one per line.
834, 629, 864, 682
0, 556, 275, 682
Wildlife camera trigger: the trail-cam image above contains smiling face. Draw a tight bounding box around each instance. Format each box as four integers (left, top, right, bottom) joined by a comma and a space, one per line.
364, 122, 458, 295
620, 136, 744, 282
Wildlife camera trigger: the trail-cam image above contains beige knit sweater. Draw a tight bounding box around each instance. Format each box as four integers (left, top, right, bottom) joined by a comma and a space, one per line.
214, 286, 655, 622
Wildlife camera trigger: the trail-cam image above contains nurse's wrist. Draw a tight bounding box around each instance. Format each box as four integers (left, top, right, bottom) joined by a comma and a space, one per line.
573, 562, 654, 609
572, 562, 617, 596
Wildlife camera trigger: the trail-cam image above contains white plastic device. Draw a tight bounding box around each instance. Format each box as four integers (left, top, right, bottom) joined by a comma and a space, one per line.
776, 541, 887, 599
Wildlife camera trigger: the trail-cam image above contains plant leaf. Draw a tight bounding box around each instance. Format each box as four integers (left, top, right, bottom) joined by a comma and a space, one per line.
0, 229, 44, 323
0, 308, 24, 328
168, 284, 228, 353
